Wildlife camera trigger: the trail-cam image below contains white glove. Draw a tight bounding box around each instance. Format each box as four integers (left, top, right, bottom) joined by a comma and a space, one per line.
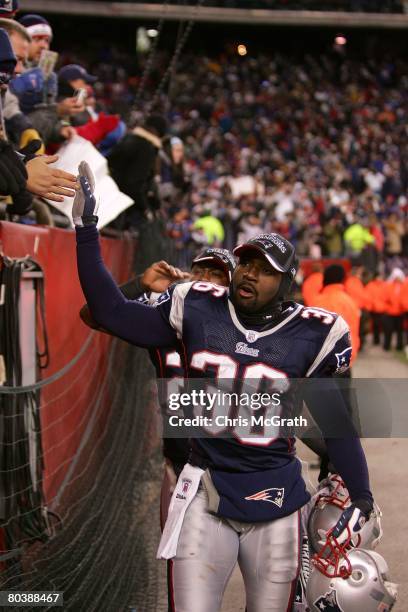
72, 161, 98, 226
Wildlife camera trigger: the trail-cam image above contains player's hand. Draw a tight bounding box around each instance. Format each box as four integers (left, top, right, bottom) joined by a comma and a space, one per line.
325, 499, 373, 546
72, 161, 98, 226
141, 261, 189, 293
26, 155, 78, 202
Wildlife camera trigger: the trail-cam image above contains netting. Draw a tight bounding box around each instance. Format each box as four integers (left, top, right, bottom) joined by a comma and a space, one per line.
1, 336, 166, 611
0, 223, 172, 611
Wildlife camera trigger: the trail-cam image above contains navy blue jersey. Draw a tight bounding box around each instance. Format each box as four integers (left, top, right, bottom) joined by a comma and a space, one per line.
76, 226, 371, 522
153, 281, 351, 522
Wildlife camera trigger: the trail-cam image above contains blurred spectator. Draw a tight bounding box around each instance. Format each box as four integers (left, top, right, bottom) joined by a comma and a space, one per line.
313, 264, 361, 364
108, 113, 167, 227
57, 63, 95, 123
0, 18, 51, 149
365, 272, 386, 345
0, 25, 15, 88
322, 214, 344, 256
168, 207, 194, 269
5, 15, 66, 151
18, 14, 52, 65
193, 211, 225, 246
159, 135, 189, 205
343, 215, 375, 262
301, 263, 323, 306
81, 85, 126, 156
384, 212, 404, 257
13, 14, 56, 113
383, 268, 405, 351
0, 27, 77, 221
58, 65, 122, 149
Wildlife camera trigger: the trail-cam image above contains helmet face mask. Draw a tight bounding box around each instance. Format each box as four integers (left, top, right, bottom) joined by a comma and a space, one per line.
306, 475, 396, 611
308, 475, 383, 556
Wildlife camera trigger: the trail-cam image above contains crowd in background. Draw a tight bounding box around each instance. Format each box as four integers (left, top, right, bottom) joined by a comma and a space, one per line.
0, 0, 407, 355
88, 44, 408, 279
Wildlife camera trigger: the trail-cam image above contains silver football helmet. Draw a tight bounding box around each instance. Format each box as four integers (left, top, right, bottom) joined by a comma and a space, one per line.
307, 548, 398, 611
308, 474, 382, 552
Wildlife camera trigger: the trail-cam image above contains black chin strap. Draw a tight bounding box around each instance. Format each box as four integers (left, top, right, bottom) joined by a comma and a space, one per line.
232, 298, 287, 330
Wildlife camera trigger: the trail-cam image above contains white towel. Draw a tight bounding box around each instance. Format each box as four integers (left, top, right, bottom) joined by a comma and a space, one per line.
157, 463, 205, 559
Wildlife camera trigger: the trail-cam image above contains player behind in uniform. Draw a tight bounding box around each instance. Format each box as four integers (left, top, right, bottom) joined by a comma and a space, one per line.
74, 163, 375, 612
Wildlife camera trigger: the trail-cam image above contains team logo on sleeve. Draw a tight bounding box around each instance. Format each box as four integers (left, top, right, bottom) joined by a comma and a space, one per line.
153, 289, 171, 307
245, 487, 285, 508
335, 347, 352, 373
314, 589, 344, 611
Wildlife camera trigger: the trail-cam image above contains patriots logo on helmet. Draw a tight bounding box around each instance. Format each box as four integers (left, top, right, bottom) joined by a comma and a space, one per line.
314, 589, 344, 611
245, 487, 285, 508
334, 347, 352, 374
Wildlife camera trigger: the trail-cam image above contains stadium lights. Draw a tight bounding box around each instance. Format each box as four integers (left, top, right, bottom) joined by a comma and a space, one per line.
237, 44, 247, 56
335, 35, 347, 46
147, 29, 159, 38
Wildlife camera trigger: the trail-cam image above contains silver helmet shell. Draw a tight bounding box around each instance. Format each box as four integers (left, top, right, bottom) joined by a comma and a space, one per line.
307, 548, 398, 612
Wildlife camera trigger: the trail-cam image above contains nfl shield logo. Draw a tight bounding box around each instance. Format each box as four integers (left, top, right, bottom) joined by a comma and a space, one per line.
246, 330, 258, 343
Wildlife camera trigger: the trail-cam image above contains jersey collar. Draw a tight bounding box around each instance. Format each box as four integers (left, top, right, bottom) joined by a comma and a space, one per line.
227, 300, 302, 341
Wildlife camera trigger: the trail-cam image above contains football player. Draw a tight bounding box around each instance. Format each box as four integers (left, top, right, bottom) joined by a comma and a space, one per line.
75, 163, 374, 612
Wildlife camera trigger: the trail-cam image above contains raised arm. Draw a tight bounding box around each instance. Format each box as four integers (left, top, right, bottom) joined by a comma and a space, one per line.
74, 162, 177, 349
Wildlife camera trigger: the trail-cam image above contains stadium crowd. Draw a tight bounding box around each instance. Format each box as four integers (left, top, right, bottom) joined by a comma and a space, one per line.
0, 1, 407, 354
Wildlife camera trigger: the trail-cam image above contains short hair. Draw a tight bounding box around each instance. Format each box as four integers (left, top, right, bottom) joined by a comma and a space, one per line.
0, 17, 31, 42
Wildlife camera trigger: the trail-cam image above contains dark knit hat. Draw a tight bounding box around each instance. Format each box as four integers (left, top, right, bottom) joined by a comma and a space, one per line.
0, 28, 16, 84
323, 264, 345, 286
19, 14, 52, 40
0, 0, 18, 17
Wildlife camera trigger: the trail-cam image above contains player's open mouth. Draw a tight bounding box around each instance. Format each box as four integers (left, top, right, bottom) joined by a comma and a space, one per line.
237, 283, 256, 298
